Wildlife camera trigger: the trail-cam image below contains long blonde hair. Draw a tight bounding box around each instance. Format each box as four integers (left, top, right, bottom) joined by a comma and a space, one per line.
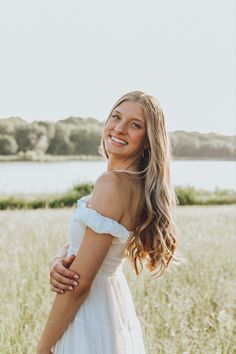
99, 91, 179, 277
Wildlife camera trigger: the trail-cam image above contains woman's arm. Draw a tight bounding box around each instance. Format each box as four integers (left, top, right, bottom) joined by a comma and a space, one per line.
37, 173, 125, 353
37, 227, 114, 353
50, 243, 79, 294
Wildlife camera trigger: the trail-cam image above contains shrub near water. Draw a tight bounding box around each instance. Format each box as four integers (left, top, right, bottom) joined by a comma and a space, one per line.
0, 183, 93, 210
0, 185, 235, 210
0, 206, 235, 353
175, 186, 236, 205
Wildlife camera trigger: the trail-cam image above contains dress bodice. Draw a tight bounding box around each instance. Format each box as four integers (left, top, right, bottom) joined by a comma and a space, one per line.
68, 195, 133, 276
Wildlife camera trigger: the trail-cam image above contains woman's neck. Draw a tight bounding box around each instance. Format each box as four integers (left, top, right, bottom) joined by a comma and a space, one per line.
107, 156, 140, 172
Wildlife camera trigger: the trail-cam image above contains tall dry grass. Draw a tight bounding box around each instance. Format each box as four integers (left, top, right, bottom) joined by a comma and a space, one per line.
0, 205, 235, 353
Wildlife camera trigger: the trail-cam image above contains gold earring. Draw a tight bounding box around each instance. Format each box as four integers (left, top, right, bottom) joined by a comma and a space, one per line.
141, 149, 150, 159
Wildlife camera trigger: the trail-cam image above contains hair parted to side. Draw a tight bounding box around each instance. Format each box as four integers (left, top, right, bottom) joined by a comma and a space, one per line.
99, 91, 180, 277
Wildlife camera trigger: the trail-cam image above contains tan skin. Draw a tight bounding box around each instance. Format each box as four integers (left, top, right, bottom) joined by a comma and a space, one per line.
38, 101, 149, 353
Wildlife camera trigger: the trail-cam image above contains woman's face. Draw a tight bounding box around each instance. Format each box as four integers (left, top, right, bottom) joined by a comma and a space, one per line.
103, 100, 149, 160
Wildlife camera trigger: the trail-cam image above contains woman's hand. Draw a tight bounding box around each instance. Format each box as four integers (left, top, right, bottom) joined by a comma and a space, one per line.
50, 255, 80, 294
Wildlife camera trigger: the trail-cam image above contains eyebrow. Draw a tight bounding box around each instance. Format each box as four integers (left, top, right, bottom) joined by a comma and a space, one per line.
113, 109, 145, 125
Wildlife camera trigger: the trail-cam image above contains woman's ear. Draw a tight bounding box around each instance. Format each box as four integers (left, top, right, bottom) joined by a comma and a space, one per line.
144, 143, 150, 150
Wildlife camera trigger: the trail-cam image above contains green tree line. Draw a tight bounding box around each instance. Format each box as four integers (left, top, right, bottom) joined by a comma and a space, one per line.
0, 117, 235, 159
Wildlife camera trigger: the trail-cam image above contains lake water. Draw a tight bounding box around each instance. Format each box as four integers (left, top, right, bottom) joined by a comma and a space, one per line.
0, 160, 235, 195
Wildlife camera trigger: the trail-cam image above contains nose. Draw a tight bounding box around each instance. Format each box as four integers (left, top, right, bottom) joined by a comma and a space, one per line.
114, 121, 127, 134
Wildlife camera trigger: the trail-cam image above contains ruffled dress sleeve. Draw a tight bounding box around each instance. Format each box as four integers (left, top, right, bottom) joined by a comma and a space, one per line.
72, 197, 133, 244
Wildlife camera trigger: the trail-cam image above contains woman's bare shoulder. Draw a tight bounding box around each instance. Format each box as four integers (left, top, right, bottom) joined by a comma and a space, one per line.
88, 172, 131, 222
95, 171, 140, 197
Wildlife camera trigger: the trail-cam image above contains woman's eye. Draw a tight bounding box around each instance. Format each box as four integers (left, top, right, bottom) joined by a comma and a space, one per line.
131, 123, 141, 129
111, 115, 120, 120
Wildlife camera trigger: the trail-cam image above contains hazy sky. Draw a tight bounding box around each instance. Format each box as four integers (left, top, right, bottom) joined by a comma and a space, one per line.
0, 0, 235, 135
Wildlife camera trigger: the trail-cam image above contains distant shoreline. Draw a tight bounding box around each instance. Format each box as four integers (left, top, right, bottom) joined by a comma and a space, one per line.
0, 155, 235, 162
0, 155, 104, 162
0, 183, 235, 208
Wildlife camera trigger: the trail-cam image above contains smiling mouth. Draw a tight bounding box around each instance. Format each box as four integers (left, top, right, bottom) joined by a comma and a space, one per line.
109, 135, 128, 145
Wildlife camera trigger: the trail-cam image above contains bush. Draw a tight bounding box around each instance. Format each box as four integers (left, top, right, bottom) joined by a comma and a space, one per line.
175, 187, 197, 205
0, 135, 18, 154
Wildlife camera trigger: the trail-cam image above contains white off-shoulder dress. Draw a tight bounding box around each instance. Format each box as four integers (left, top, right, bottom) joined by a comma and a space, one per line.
53, 195, 146, 354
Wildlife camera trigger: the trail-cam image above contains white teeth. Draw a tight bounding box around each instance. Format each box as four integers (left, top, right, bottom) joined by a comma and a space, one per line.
110, 136, 128, 145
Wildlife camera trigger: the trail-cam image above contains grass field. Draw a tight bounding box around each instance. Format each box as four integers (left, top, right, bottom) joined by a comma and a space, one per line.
0, 206, 235, 354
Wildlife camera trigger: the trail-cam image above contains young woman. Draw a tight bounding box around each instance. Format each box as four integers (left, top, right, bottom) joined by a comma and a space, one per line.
37, 91, 178, 354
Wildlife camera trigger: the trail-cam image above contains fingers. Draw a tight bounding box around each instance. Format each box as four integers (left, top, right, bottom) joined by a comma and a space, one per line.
50, 256, 80, 293
63, 254, 75, 268
50, 275, 79, 292
53, 272, 79, 287
51, 279, 74, 292
54, 261, 79, 280
51, 285, 64, 294
50, 257, 79, 280
51, 278, 79, 294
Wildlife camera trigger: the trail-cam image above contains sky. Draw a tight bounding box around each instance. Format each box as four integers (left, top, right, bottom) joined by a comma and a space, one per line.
0, 0, 235, 135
